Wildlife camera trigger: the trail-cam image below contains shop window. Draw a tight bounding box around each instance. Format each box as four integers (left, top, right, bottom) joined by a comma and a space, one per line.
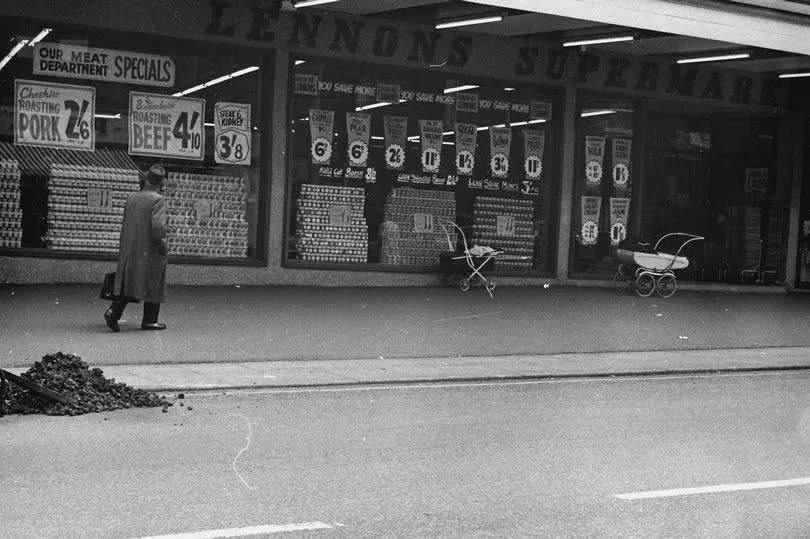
643, 106, 781, 284
571, 93, 636, 277
287, 58, 561, 274
0, 19, 268, 261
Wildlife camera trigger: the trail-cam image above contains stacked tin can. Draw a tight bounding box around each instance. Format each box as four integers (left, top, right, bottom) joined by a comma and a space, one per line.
380, 188, 456, 267
0, 159, 22, 248
295, 184, 368, 263
165, 172, 249, 258
470, 195, 535, 270
46, 164, 138, 252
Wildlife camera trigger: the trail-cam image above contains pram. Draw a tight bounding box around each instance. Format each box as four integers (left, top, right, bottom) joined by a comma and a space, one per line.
614, 232, 704, 298
439, 221, 504, 298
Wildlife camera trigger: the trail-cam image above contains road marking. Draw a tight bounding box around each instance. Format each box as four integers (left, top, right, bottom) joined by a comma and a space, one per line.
616, 477, 810, 500
139, 521, 333, 538
434, 311, 502, 321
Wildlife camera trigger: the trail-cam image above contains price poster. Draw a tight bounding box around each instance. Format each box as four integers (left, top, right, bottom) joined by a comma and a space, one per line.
86, 188, 112, 209
612, 138, 631, 190
14, 79, 96, 151
489, 126, 511, 178
294, 74, 319, 96
376, 83, 401, 103
496, 215, 516, 236
523, 130, 545, 180
383, 116, 407, 170
309, 109, 334, 165
530, 101, 551, 121
420, 119, 443, 173
214, 102, 251, 165
329, 205, 352, 226
129, 92, 204, 160
609, 197, 630, 246
455, 122, 477, 176
413, 212, 435, 233
346, 112, 371, 167
456, 92, 479, 113
584, 136, 606, 187
580, 196, 602, 245
745, 168, 769, 196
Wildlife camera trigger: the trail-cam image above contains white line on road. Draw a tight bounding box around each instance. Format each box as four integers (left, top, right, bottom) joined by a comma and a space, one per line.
138, 521, 333, 538
616, 477, 810, 500
434, 311, 502, 321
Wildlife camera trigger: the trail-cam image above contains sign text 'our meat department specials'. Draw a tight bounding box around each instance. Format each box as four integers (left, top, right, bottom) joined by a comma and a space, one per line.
34, 43, 175, 87
14, 79, 95, 151
128, 92, 205, 160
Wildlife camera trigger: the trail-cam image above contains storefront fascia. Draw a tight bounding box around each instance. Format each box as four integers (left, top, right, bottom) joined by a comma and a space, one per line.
0, 1, 800, 290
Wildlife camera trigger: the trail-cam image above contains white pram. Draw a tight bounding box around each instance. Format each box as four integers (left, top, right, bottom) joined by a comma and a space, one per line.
614, 232, 704, 297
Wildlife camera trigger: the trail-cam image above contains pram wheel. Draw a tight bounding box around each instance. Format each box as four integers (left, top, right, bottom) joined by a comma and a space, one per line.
656, 274, 677, 298
459, 279, 471, 291
635, 272, 656, 297
486, 280, 496, 292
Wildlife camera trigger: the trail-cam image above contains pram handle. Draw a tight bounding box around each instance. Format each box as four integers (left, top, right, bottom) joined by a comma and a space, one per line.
653, 233, 705, 258
438, 220, 468, 252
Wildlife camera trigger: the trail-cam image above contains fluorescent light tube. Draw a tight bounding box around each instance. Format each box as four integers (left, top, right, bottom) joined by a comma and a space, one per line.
204, 122, 215, 128
95, 113, 121, 119
444, 84, 479, 94
355, 102, 391, 111
29, 28, 52, 46
442, 131, 455, 136
677, 53, 749, 64
0, 39, 29, 71
371, 136, 384, 140
581, 110, 615, 117
504, 87, 515, 92
435, 15, 502, 29
295, 60, 306, 66
509, 119, 547, 127
295, 0, 339, 7
563, 35, 633, 47
173, 66, 259, 97
778, 72, 810, 79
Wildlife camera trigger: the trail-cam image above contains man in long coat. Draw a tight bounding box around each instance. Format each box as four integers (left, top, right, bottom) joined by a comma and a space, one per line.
104, 164, 169, 331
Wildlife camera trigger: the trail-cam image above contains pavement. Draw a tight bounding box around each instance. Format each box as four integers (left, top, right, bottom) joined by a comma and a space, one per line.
2, 282, 810, 391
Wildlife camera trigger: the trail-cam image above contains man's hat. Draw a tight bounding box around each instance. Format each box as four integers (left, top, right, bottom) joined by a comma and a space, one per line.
146, 164, 166, 184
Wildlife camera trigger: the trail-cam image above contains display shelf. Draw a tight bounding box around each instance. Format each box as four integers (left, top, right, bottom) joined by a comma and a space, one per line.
470, 195, 535, 270
380, 188, 455, 267
295, 184, 368, 263
0, 159, 22, 248
45, 164, 139, 253
165, 172, 249, 257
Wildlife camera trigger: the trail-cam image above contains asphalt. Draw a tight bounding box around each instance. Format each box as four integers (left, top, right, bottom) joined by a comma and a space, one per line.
2, 282, 810, 391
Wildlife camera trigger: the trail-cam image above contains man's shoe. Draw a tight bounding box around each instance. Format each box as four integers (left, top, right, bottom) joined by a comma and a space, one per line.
141, 322, 167, 330
104, 309, 120, 332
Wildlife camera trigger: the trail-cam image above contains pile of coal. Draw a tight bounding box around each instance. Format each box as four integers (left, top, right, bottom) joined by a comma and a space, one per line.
2, 352, 172, 416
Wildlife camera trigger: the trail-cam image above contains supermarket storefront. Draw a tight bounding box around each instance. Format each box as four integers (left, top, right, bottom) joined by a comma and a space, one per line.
0, 1, 803, 289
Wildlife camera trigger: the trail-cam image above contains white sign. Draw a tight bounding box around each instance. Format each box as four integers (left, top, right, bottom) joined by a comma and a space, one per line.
14, 79, 95, 151
496, 215, 516, 236
413, 213, 434, 233
329, 205, 352, 226
385, 143, 404, 169
34, 43, 175, 87
86, 188, 112, 208
129, 92, 205, 160
421, 147, 440, 173
214, 102, 251, 165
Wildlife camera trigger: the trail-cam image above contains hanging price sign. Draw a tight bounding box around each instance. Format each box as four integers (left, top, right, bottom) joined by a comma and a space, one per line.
15, 80, 96, 151
610, 222, 627, 244
129, 92, 204, 160
310, 109, 334, 165
581, 221, 599, 244
413, 212, 434, 233
496, 215, 516, 236
585, 160, 603, 185
311, 137, 332, 163
490, 127, 512, 178
420, 119, 443, 173
524, 155, 542, 179
385, 143, 404, 169
329, 205, 352, 226
214, 102, 251, 165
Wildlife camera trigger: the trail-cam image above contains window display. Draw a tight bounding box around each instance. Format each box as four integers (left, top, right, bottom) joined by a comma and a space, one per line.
287, 58, 561, 274
0, 18, 267, 261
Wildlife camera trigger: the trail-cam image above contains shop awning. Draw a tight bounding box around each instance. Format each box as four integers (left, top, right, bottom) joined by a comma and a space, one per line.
0, 142, 140, 177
